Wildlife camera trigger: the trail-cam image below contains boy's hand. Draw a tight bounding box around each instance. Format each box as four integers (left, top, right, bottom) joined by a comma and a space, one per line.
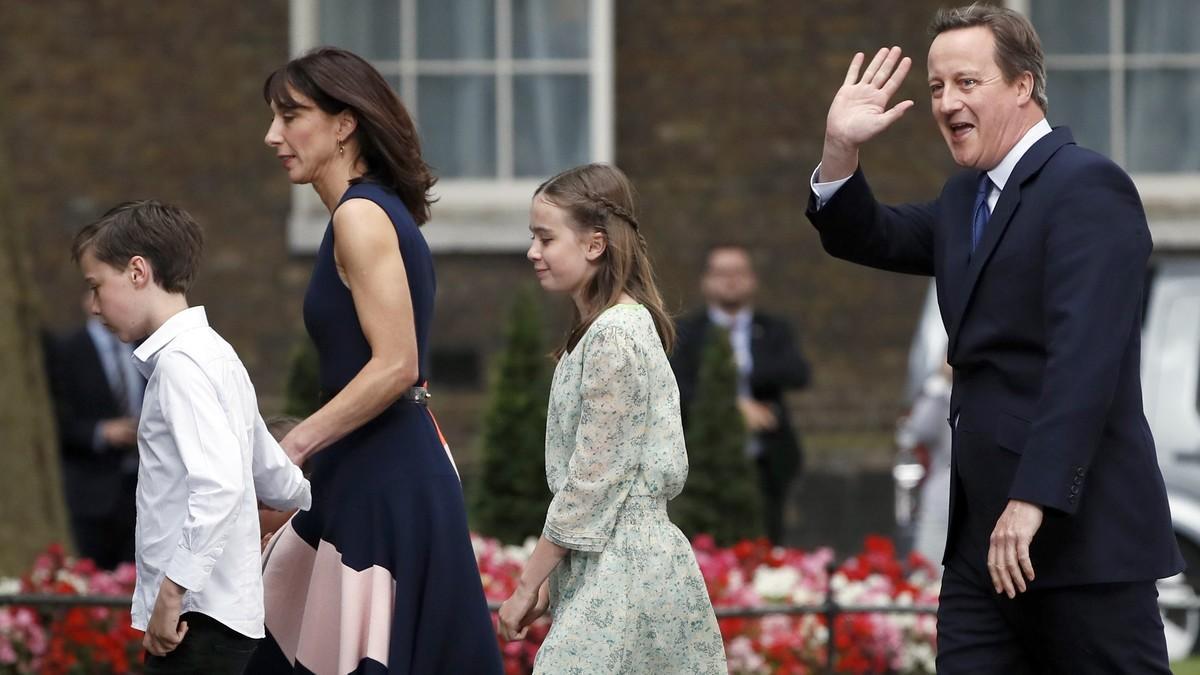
144, 577, 189, 656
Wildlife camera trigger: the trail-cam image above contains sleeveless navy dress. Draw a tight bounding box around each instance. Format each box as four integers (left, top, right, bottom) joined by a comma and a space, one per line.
249, 183, 503, 674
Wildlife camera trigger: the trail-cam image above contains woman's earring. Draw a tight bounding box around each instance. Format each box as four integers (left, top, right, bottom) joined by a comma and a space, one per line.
338, 138, 345, 156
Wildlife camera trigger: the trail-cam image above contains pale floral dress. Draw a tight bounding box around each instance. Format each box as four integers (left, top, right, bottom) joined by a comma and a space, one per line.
535, 303, 726, 674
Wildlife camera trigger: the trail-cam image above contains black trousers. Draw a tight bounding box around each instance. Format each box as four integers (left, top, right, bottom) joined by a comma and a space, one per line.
936, 553, 1171, 674
143, 612, 259, 675
755, 455, 793, 545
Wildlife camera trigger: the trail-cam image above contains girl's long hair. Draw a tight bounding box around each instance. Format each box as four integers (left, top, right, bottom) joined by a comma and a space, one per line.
537, 163, 675, 357
264, 47, 437, 225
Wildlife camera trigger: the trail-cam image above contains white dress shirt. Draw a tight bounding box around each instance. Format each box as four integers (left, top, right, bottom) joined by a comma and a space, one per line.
131, 306, 311, 638
810, 118, 1054, 211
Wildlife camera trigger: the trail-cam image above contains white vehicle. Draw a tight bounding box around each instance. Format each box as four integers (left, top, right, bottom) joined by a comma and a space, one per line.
902, 257, 1200, 658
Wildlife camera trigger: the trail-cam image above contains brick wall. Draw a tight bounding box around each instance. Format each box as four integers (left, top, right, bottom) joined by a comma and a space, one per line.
6, 0, 959, 472
615, 0, 954, 456
2, 0, 310, 395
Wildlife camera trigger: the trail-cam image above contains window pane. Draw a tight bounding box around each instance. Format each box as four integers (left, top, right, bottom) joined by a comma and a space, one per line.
1031, 0, 1109, 55
514, 75, 589, 177
318, 0, 400, 60
1126, 70, 1200, 172
418, 76, 497, 178
417, 0, 495, 59
514, 0, 589, 59
1047, 69, 1110, 157
1126, 0, 1200, 54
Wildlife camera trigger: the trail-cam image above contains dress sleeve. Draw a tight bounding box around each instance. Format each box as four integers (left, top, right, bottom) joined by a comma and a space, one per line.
543, 326, 649, 552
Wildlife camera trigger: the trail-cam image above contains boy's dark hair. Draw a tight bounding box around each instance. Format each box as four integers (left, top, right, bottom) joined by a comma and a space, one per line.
71, 200, 205, 294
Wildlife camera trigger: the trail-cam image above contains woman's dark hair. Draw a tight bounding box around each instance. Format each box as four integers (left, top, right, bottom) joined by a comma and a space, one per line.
264, 47, 437, 225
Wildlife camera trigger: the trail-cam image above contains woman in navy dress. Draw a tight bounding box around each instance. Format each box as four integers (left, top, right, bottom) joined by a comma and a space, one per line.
250, 47, 502, 674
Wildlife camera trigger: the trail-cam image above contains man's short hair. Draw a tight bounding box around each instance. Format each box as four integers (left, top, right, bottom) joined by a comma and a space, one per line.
705, 242, 755, 266
929, 4, 1049, 112
71, 200, 205, 294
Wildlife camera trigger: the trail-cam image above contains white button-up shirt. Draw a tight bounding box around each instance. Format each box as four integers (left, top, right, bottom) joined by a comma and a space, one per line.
130, 306, 310, 638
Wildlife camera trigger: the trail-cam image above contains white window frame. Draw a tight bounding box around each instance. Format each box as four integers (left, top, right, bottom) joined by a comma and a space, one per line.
286, 0, 614, 253
1011, 0, 1200, 204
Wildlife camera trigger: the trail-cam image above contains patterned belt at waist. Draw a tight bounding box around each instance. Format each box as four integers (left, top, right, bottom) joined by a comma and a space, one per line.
621, 495, 669, 512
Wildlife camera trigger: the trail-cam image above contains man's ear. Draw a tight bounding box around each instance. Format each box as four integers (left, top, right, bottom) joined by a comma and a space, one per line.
1016, 70, 1034, 105
584, 230, 607, 262
128, 256, 153, 289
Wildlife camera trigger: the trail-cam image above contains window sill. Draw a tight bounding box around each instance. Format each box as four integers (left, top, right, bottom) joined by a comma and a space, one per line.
286, 180, 538, 254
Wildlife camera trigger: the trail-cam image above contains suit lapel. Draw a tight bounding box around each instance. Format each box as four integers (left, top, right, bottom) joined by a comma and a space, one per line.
750, 313, 766, 365
941, 174, 976, 341
946, 127, 1075, 359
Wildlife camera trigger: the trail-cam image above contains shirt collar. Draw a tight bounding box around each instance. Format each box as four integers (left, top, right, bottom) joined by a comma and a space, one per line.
987, 118, 1052, 191
133, 306, 208, 377
708, 305, 753, 331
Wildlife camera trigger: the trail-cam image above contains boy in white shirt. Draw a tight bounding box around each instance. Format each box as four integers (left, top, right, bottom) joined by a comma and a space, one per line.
72, 200, 311, 674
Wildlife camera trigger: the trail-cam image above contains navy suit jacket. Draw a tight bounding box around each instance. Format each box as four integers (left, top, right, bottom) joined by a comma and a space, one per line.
46, 327, 140, 519
807, 127, 1182, 587
672, 310, 811, 488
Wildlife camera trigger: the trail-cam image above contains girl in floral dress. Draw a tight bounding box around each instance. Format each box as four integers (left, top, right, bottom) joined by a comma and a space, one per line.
497, 163, 726, 673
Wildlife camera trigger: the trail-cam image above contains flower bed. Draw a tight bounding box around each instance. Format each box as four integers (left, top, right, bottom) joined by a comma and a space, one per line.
3, 535, 939, 674
0, 544, 140, 674
475, 533, 939, 674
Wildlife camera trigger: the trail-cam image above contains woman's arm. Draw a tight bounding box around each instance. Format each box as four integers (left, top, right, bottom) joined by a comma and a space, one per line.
282, 198, 420, 463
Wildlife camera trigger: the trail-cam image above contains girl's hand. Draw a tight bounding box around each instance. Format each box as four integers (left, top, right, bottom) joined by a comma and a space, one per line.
498, 586, 538, 641
532, 580, 550, 620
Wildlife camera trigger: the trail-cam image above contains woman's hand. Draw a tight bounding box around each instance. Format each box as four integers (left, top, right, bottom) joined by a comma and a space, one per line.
279, 429, 308, 466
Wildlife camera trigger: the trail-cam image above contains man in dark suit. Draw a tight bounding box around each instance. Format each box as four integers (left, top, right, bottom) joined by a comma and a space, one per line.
671, 244, 811, 545
46, 296, 145, 569
805, 5, 1180, 672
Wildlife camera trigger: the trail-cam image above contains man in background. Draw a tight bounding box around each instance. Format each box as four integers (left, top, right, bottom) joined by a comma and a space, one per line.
46, 293, 145, 568
672, 244, 812, 545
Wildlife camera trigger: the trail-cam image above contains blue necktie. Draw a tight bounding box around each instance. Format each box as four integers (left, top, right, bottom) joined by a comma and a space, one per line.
970, 172, 993, 256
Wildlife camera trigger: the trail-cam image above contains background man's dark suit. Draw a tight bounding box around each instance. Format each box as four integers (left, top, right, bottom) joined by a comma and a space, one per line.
808, 127, 1182, 671
672, 310, 811, 544
46, 324, 143, 569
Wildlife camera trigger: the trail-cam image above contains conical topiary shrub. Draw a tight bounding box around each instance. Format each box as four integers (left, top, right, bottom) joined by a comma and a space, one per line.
671, 326, 763, 544
283, 337, 321, 419
469, 287, 553, 544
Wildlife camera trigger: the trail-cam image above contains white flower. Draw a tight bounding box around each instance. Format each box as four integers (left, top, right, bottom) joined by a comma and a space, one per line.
752, 565, 800, 601
0, 578, 19, 595
55, 571, 88, 594
829, 572, 848, 592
